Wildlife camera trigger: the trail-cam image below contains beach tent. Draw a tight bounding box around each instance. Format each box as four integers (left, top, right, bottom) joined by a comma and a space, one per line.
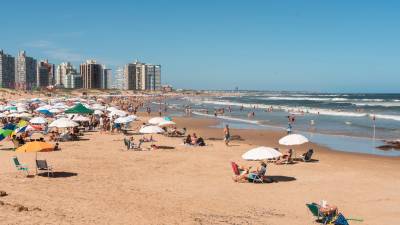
242, 147, 282, 160
64, 103, 94, 114
30, 117, 47, 124
139, 125, 164, 134
49, 118, 79, 128
279, 134, 309, 146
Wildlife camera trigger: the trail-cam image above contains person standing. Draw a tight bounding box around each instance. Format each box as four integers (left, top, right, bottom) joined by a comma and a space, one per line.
224, 124, 230, 146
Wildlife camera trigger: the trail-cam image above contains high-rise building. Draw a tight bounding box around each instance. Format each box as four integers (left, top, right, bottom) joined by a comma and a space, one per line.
0, 50, 15, 88
36, 59, 55, 87
80, 60, 103, 89
123, 60, 161, 91
103, 68, 112, 89
56, 62, 77, 87
114, 67, 124, 90
15, 51, 37, 89
63, 72, 82, 89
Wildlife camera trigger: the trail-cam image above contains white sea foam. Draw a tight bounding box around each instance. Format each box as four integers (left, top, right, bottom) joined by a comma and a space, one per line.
191, 111, 262, 125
370, 114, 400, 122
186, 98, 400, 122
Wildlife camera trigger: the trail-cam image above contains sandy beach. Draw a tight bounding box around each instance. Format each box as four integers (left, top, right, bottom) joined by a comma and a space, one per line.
1, 111, 399, 225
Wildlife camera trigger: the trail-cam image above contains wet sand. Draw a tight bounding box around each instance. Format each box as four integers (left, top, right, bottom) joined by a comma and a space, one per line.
0, 114, 399, 224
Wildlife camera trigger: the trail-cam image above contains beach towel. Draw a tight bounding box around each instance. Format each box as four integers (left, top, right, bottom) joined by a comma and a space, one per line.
335, 213, 349, 225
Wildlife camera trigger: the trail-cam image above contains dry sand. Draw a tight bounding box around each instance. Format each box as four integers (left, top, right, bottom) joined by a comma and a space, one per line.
0, 115, 399, 225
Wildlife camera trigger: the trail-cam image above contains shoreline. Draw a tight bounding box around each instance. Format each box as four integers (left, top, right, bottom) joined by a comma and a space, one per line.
171, 115, 400, 161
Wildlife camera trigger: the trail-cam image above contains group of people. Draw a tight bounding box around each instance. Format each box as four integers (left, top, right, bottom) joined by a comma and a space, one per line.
183, 133, 206, 146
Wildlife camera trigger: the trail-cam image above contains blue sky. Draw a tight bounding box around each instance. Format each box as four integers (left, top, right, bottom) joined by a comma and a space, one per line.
1, 0, 400, 92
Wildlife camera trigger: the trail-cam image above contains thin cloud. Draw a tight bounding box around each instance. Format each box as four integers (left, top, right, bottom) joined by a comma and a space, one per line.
21, 39, 85, 63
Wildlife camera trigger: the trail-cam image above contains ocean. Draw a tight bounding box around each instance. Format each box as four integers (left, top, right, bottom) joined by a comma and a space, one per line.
163, 92, 400, 156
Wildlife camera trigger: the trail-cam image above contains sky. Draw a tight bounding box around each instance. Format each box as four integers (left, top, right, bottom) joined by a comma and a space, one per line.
1, 0, 400, 92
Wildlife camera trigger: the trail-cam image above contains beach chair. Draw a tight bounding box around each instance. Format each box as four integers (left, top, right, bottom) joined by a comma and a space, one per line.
300, 149, 314, 162
231, 162, 241, 176
36, 160, 54, 177
306, 203, 335, 224
130, 140, 143, 151
11, 157, 29, 176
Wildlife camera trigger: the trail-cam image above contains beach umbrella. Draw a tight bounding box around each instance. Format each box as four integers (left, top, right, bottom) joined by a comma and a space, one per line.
49, 118, 79, 128
64, 103, 94, 114
139, 125, 164, 134
279, 134, 309, 146
242, 146, 283, 160
148, 117, 165, 125
36, 105, 52, 111
49, 108, 62, 113
106, 106, 118, 112
16, 141, 54, 153
0, 124, 17, 141
114, 116, 135, 124
109, 110, 127, 117
72, 115, 90, 122
94, 110, 103, 115
164, 117, 172, 121
158, 120, 176, 127
38, 109, 53, 116
17, 113, 32, 118
5, 106, 17, 111
30, 117, 47, 124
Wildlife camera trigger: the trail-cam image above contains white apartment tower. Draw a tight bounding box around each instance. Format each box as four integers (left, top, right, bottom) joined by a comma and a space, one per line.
56, 62, 77, 87
15, 51, 37, 90
124, 60, 161, 91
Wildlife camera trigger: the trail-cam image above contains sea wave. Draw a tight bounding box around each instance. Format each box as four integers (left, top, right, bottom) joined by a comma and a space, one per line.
371, 114, 400, 122
191, 111, 262, 125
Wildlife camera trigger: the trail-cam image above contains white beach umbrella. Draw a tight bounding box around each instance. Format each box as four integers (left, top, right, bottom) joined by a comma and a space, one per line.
107, 106, 119, 112
72, 115, 90, 122
139, 125, 165, 134
109, 110, 127, 117
242, 146, 282, 160
279, 134, 309, 146
91, 104, 105, 110
17, 112, 33, 118
17, 107, 28, 113
29, 117, 47, 124
36, 105, 52, 111
148, 117, 165, 125
94, 110, 103, 115
114, 116, 135, 124
158, 120, 176, 127
49, 118, 79, 128
49, 108, 62, 113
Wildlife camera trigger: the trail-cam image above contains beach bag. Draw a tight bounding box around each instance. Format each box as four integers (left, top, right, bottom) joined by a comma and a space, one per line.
335, 213, 349, 225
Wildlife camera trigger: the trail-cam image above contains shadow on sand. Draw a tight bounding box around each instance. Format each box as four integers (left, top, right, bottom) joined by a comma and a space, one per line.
37, 172, 78, 178
268, 175, 296, 182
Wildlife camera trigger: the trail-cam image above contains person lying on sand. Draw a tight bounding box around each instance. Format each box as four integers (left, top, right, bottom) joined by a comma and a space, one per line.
140, 135, 155, 143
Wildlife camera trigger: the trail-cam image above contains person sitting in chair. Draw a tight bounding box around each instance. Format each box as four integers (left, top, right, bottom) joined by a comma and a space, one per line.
233, 162, 270, 183
276, 149, 293, 164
